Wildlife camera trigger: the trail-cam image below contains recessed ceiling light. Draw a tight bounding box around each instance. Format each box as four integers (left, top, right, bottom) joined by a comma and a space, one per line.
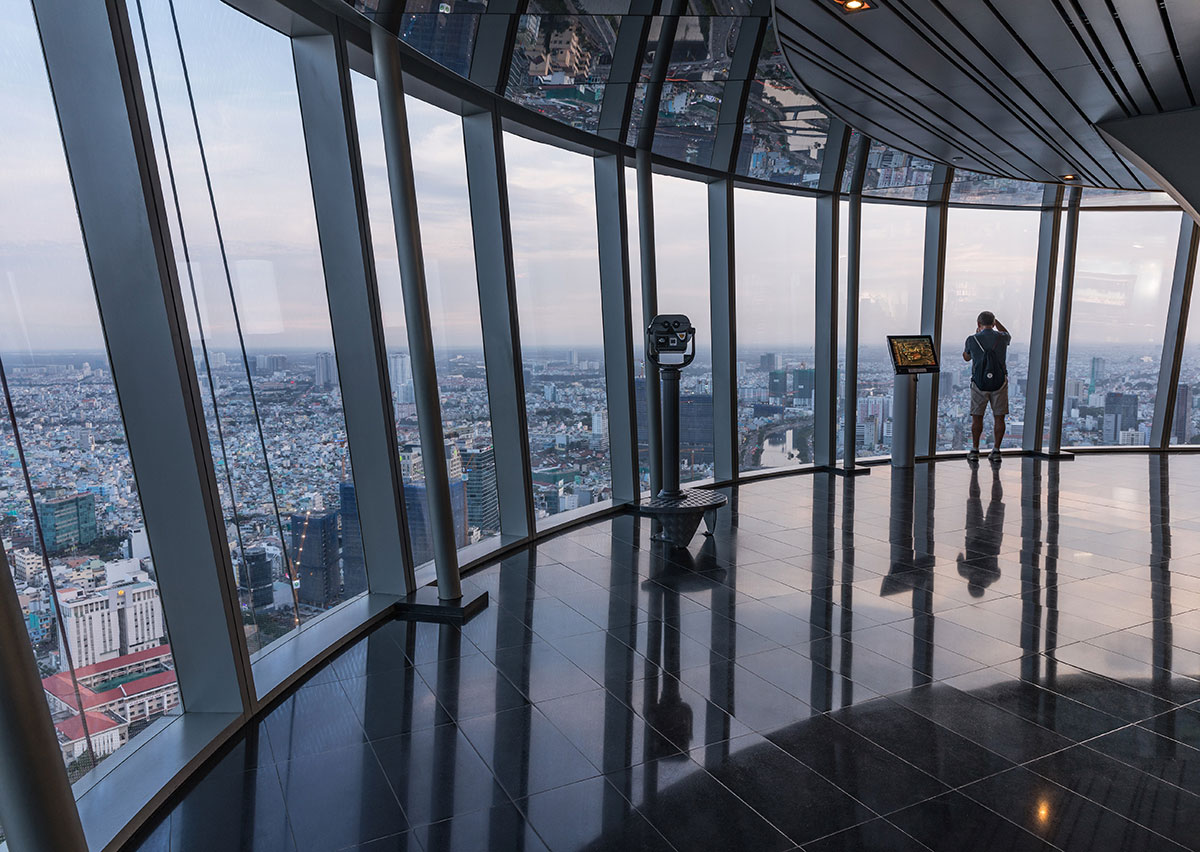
1060, 173, 1078, 182
951, 156, 964, 161
836, 0, 872, 12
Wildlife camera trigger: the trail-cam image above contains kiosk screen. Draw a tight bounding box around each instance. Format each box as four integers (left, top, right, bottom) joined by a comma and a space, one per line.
886, 335, 940, 375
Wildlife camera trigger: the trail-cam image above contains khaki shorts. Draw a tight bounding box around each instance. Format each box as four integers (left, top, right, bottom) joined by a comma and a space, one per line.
970, 380, 1009, 417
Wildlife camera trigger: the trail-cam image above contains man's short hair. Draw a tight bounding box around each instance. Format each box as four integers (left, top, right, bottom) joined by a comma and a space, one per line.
977, 310, 995, 327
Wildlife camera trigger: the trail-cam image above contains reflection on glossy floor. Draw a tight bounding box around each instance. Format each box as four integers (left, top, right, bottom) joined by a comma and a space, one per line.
128, 455, 1200, 851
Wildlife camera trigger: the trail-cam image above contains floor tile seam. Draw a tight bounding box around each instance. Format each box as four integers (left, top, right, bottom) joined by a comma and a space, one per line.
796, 813, 935, 851
1013, 737, 1200, 825
881, 688, 1078, 759
675, 744, 863, 850
894, 789, 1073, 852
1068, 637, 1200, 684
815, 710, 958, 795
954, 762, 1196, 852
1032, 652, 1191, 710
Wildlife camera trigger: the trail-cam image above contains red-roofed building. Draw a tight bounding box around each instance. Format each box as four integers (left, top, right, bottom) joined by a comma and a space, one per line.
54, 711, 128, 763
42, 645, 180, 768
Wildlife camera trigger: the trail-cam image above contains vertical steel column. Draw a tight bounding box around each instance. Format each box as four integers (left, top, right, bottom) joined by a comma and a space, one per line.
31, 0, 251, 713
841, 132, 869, 471
0, 570, 87, 851
372, 29, 462, 598
1048, 187, 1082, 455
292, 24, 416, 594
1022, 184, 1065, 454
636, 150, 664, 495
915, 164, 953, 457
709, 0, 769, 173
709, 178, 738, 483
633, 4, 681, 494
814, 122, 850, 469
595, 154, 640, 503
1150, 215, 1199, 448
462, 109, 536, 538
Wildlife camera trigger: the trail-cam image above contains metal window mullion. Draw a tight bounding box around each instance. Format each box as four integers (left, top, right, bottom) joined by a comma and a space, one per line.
597, 1, 655, 143
710, 0, 769, 175
842, 131, 869, 468
1151, 214, 1200, 448
462, 109, 536, 539
813, 122, 850, 468
915, 164, 952, 458
468, 0, 526, 94
1049, 187, 1083, 455
1022, 184, 1065, 454
372, 29, 462, 599
636, 0, 683, 151
31, 0, 251, 715
292, 24, 416, 595
595, 155, 640, 502
709, 177, 737, 482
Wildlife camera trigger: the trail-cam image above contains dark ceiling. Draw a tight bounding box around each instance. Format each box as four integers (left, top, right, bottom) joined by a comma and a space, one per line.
773, 0, 1200, 189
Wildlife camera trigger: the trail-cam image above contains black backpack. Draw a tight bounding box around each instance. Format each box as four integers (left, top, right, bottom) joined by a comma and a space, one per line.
971, 333, 1006, 392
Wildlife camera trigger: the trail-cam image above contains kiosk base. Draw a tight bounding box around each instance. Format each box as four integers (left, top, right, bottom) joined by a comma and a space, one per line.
637, 490, 728, 546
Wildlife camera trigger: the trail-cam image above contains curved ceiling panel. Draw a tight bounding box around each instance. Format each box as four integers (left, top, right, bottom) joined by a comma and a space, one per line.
772, 0, 1200, 190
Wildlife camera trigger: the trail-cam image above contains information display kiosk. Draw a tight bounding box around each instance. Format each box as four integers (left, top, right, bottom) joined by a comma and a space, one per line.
886, 335, 939, 468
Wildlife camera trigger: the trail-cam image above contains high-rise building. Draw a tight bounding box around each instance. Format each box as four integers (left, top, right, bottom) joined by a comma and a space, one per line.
36, 492, 98, 553
1174, 383, 1194, 444
340, 481, 366, 597
389, 352, 415, 404
759, 353, 782, 371
239, 546, 274, 610
11, 547, 40, 586
544, 382, 557, 402
1090, 356, 1107, 392
400, 444, 469, 565
57, 574, 164, 668
315, 352, 337, 389
290, 510, 339, 608
462, 447, 500, 533
633, 378, 715, 466
768, 370, 788, 399
791, 367, 815, 402
400, 0, 485, 77
1103, 392, 1138, 443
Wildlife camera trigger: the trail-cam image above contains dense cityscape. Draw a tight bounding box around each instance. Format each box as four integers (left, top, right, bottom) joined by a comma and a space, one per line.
4, 330, 1196, 799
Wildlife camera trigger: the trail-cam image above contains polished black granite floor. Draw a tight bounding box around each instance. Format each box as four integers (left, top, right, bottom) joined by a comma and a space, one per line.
127, 455, 1200, 851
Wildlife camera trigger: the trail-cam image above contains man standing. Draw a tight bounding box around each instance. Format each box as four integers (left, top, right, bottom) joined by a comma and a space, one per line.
963, 311, 1010, 462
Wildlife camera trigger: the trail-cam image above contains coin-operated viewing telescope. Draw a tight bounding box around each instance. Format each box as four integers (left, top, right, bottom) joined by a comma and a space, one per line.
639, 314, 727, 545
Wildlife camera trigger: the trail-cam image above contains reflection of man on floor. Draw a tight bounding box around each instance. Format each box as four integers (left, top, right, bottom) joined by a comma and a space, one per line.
957, 463, 1004, 597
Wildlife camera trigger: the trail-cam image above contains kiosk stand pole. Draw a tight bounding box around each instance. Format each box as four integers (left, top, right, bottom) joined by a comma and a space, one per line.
660, 368, 682, 499
892, 373, 918, 469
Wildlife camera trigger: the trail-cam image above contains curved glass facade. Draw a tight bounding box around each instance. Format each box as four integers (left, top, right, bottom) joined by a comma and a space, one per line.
2, 0, 1198, 846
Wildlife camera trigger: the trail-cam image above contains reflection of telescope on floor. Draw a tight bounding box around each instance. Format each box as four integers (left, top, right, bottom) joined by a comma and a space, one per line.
638, 314, 727, 546
641, 537, 723, 759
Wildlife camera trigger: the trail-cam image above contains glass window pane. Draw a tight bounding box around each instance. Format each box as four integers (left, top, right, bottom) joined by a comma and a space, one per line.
1, 0, 179, 786
735, 189, 817, 472
862, 141, 936, 201
133, 0, 364, 656
353, 80, 500, 561
505, 15, 621, 132
399, 8, 480, 77
505, 133, 612, 521
857, 202, 924, 456
949, 171, 1045, 206
736, 19, 830, 188
653, 174, 714, 482
937, 209, 1040, 451
1060, 211, 1179, 447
